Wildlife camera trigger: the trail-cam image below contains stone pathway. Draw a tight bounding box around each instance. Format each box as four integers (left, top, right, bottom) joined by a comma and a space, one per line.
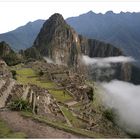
0, 110, 81, 138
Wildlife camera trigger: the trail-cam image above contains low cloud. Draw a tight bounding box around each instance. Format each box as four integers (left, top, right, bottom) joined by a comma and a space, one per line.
82, 55, 135, 68
43, 57, 67, 66
44, 57, 54, 64
100, 80, 140, 135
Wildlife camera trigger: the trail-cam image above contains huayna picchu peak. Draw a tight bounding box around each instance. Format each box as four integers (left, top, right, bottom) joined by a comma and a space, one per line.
25, 13, 81, 66
46, 13, 66, 25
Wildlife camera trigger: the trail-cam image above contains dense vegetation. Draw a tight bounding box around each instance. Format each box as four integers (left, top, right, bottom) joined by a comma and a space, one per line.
0, 41, 22, 66
9, 99, 32, 112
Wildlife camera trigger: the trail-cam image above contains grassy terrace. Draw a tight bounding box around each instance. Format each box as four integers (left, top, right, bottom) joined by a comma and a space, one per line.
16, 68, 55, 88
61, 106, 85, 128
49, 90, 73, 103
0, 118, 26, 138
15, 67, 73, 103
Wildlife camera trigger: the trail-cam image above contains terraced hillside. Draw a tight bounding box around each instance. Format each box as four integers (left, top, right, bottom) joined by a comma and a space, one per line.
0, 59, 128, 138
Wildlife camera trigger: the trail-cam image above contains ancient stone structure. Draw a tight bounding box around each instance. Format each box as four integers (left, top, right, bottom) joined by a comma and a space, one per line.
26, 84, 66, 122
0, 60, 12, 78
0, 61, 66, 122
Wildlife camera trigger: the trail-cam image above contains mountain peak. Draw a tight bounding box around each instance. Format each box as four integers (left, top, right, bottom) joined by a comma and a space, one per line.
32, 13, 80, 66
0, 41, 7, 46
105, 11, 114, 15
45, 13, 65, 26
49, 13, 64, 20
87, 10, 95, 14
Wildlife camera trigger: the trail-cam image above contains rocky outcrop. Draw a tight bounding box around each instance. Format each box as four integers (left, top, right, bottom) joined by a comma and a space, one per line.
0, 41, 22, 66
87, 63, 132, 82
31, 13, 81, 66
0, 60, 12, 78
79, 35, 123, 57
130, 65, 140, 84
78, 35, 133, 82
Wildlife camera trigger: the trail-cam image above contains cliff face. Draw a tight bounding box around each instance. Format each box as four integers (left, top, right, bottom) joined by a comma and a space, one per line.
79, 35, 132, 82
0, 41, 22, 66
32, 13, 81, 66
86, 62, 132, 82
0, 41, 14, 56
79, 35, 123, 57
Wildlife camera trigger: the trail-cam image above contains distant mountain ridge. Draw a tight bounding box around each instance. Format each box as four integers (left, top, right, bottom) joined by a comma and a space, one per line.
0, 11, 140, 65
67, 11, 140, 65
0, 20, 44, 51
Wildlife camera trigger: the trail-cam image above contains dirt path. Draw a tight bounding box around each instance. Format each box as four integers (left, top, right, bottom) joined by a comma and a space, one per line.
0, 110, 81, 138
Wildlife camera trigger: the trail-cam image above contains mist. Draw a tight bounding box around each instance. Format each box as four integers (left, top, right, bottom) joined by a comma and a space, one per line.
82, 55, 135, 67
81, 55, 135, 82
43, 57, 67, 66
43, 57, 54, 64
100, 80, 140, 135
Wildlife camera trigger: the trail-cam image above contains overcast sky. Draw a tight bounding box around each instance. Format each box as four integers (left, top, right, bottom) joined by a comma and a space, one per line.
0, 0, 140, 33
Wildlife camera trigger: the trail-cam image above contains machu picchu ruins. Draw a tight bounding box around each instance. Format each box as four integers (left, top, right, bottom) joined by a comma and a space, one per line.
0, 58, 127, 138
0, 12, 137, 138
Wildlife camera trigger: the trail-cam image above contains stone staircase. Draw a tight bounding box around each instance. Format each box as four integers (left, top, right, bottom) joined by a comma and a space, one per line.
0, 78, 16, 108
27, 85, 66, 123
0, 80, 67, 123
0, 77, 31, 108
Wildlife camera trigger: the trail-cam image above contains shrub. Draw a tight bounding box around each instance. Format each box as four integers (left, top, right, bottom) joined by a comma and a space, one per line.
11, 70, 17, 79
103, 108, 115, 123
9, 99, 32, 112
38, 70, 44, 76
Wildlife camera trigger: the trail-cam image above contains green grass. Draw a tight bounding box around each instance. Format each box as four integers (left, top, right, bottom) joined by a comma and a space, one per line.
16, 68, 35, 76
61, 106, 85, 128
21, 111, 105, 138
0, 119, 26, 138
15, 68, 73, 103
49, 90, 73, 103
71, 102, 83, 108
91, 85, 104, 113
16, 68, 55, 88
